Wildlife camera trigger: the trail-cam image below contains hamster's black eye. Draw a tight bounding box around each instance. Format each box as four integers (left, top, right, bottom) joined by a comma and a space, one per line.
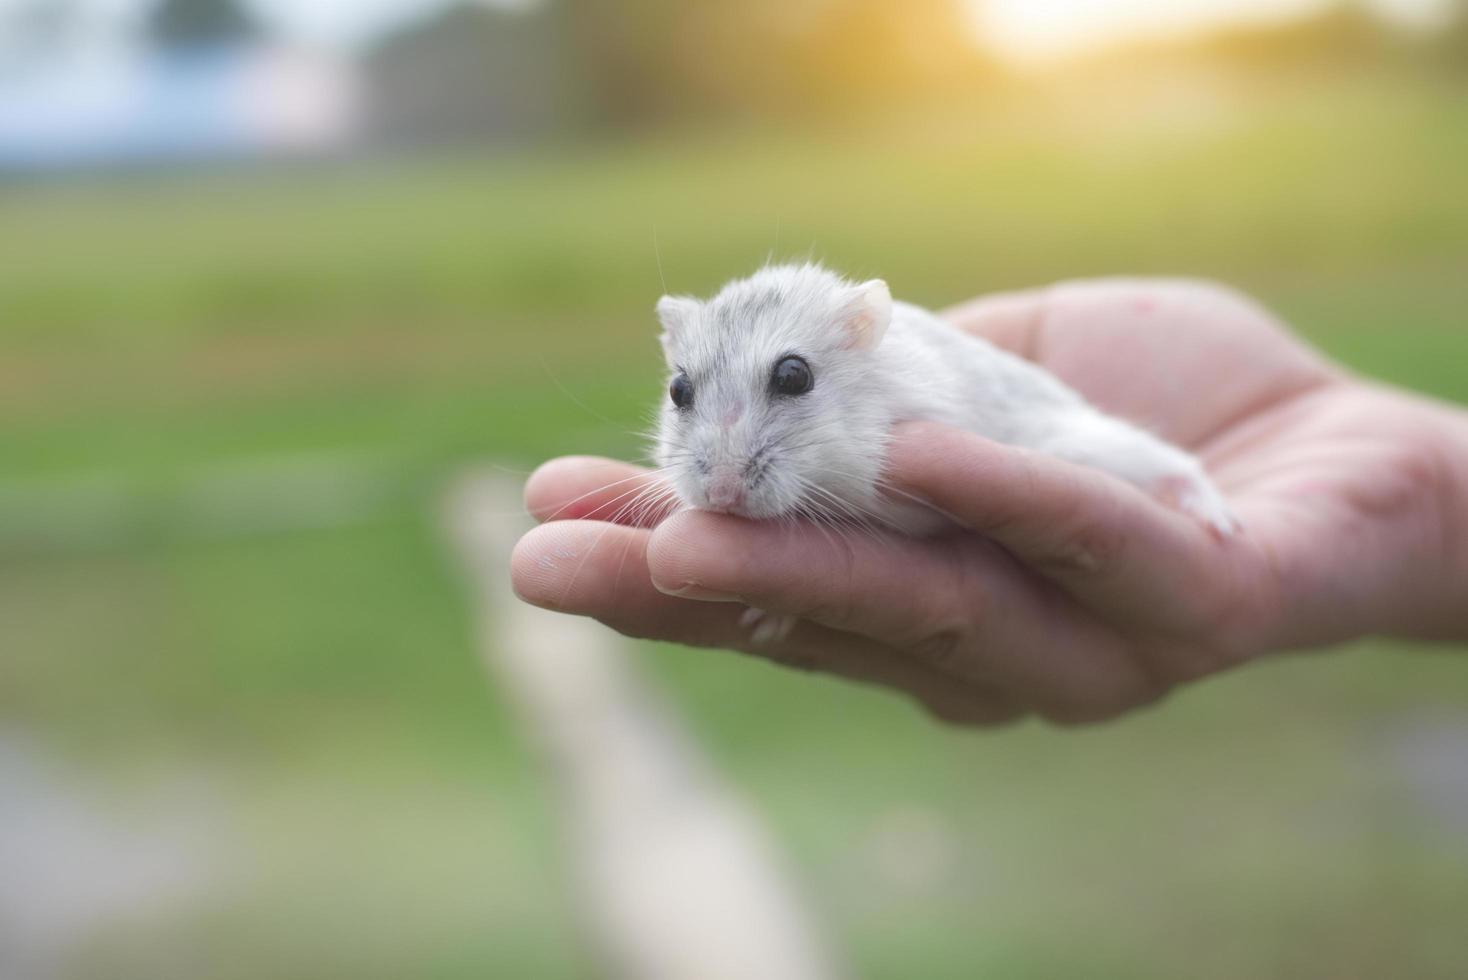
771, 356, 813, 397
669, 373, 694, 409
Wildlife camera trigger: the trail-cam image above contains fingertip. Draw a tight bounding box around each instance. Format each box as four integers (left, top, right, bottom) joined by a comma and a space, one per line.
511, 520, 638, 611
512, 518, 748, 647
645, 508, 712, 595
523, 455, 602, 520
646, 509, 761, 597
508, 523, 572, 609
523, 456, 654, 523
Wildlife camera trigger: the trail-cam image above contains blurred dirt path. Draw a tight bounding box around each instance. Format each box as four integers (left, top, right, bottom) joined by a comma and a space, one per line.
444, 472, 842, 980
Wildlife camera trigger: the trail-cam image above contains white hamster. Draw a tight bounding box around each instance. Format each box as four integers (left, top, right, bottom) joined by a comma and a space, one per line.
653, 264, 1234, 640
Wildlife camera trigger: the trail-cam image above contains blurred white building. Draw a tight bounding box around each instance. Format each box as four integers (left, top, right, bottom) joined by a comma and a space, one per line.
0, 43, 362, 171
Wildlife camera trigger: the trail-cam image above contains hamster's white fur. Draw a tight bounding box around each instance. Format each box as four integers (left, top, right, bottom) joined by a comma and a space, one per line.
656, 263, 1233, 529
654, 264, 1234, 641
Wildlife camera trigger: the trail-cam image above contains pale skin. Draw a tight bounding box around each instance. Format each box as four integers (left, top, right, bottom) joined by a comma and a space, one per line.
511, 279, 1468, 726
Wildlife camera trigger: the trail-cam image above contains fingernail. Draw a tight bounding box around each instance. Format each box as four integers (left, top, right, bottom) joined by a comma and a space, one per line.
656, 581, 740, 602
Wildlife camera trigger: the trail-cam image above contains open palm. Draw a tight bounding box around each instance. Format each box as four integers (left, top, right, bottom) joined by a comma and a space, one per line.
513, 280, 1467, 725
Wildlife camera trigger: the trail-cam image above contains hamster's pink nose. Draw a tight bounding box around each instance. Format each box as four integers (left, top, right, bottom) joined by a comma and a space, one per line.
706, 472, 746, 510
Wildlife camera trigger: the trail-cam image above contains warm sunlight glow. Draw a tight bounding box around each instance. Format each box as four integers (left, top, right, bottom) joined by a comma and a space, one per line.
972, 0, 1458, 65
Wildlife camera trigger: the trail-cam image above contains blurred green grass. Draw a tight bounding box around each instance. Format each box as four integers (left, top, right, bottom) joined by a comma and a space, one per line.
2, 77, 1467, 979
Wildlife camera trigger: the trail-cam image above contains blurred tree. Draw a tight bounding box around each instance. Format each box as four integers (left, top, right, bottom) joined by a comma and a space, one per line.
362, 0, 1466, 144
149, 0, 258, 47
1190, 1, 1409, 70
555, 0, 992, 124
365, 3, 581, 145
781, 0, 990, 106
1436, 0, 1468, 69
550, 0, 687, 125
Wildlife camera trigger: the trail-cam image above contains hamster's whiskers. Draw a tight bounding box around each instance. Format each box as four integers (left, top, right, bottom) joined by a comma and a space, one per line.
791, 502, 845, 554
814, 463, 963, 530
556, 475, 682, 611
788, 474, 904, 538
602, 476, 682, 528
536, 471, 669, 526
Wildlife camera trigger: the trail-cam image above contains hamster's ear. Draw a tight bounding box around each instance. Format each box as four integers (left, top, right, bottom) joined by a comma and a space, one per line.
656, 295, 699, 365
841, 279, 891, 351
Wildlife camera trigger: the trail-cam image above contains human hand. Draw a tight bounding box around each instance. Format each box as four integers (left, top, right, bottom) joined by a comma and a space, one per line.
512, 280, 1468, 725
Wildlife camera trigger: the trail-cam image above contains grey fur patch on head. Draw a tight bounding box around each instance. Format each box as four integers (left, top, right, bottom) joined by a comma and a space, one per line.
652, 262, 899, 522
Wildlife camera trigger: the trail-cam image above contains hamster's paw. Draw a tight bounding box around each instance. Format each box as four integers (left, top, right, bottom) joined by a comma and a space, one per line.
1155, 472, 1239, 539
738, 607, 798, 646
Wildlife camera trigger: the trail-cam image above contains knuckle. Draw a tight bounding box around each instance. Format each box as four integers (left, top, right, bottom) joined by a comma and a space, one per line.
935, 539, 990, 623
1121, 637, 1188, 688
1045, 513, 1126, 575
791, 539, 862, 628
1115, 642, 1186, 701
1036, 700, 1126, 727
1156, 638, 1249, 685
1194, 569, 1253, 633
947, 555, 991, 623
1126, 671, 1175, 710
765, 642, 827, 674
900, 544, 988, 670
795, 596, 857, 631
1036, 672, 1171, 727
605, 617, 663, 644
918, 695, 1023, 728
908, 628, 967, 670
1179, 579, 1274, 674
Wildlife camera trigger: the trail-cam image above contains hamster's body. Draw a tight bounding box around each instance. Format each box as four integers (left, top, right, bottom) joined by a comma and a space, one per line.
882, 298, 1234, 534
875, 298, 1080, 445
654, 264, 1234, 541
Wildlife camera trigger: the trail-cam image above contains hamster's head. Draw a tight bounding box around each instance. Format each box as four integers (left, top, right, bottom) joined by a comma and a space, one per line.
653, 264, 893, 522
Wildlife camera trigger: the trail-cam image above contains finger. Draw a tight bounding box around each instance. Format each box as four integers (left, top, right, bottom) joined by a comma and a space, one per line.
523, 456, 678, 528
511, 520, 1025, 725
514, 519, 740, 646
646, 510, 965, 641
760, 620, 1028, 728
941, 288, 1049, 357
886, 422, 1236, 630
645, 509, 1157, 712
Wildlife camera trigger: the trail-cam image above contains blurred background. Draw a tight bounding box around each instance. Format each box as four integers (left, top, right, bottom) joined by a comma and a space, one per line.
2, 0, 1467, 977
